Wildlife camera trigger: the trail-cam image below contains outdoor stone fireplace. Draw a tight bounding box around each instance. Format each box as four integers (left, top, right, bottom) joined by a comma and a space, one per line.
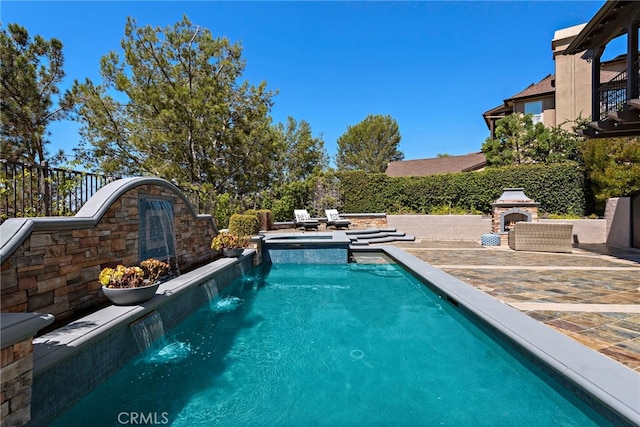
491, 188, 539, 234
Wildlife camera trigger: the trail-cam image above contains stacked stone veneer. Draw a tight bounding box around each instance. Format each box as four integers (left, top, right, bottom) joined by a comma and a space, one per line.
0, 178, 218, 324
340, 214, 387, 229
490, 188, 540, 234
1, 338, 33, 426
491, 205, 539, 233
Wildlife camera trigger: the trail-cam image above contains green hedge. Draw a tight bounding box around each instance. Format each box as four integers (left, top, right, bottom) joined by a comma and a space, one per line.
338, 164, 586, 215
264, 180, 313, 221
228, 213, 260, 236
245, 209, 274, 231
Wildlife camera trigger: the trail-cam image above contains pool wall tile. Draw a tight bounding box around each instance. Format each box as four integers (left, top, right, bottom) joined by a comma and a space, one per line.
264, 247, 348, 264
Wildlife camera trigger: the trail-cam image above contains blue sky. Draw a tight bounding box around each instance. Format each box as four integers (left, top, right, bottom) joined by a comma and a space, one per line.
2, 1, 619, 164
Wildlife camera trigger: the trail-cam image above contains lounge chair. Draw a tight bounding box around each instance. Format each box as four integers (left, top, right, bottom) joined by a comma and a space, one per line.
293, 209, 319, 230
325, 209, 351, 229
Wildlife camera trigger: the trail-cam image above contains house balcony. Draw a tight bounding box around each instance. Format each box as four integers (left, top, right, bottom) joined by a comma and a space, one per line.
585, 58, 640, 138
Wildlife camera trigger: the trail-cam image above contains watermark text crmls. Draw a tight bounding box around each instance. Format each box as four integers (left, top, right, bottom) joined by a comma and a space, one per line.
117, 412, 169, 425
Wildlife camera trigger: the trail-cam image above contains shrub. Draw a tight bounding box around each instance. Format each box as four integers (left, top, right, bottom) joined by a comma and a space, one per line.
244, 209, 273, 231
428, 204, 483, 215
244, 209, 260, 224
228, 213, 259, 236
213, 193, 239, 229
271, 195, 296, 222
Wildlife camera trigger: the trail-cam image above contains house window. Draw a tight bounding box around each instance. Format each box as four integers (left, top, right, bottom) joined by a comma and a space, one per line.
525, 100, 543, 124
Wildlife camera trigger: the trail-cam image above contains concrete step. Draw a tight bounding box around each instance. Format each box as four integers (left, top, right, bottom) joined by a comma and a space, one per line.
345, 228, 396, 235
367, 235, 415, 244
350, 231, 406, 240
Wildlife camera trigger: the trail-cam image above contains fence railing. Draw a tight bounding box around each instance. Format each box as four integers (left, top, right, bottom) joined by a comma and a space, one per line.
597, 58, 640, 119
0, 160, 119, 223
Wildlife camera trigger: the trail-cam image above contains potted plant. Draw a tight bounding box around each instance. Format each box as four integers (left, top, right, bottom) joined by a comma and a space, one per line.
99, 258, 170, 305
211, 231, 248, 257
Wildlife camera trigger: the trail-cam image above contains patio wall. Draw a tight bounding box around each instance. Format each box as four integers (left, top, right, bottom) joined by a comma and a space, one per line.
539, 218, 606, 244
387, 214, 607, 244
387, 215, 492, 240
605, 197, 631, 247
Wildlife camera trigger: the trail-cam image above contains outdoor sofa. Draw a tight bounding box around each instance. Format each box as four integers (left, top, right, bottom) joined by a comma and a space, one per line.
508, 222, 573, 253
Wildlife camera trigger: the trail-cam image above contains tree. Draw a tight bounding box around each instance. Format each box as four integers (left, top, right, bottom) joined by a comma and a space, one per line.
539, 122, 583, 164
74, 16, 278, 197
273, 116, 328, 185
483, 114, 589, 168
0, 23, 74, 164
482, 113, 549, 166
580, 137, 640, 211
336, 114, 403, 173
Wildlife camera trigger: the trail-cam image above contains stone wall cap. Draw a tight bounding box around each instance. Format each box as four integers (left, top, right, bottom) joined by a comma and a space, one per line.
1, 313, 54, 349
339, 213, 387, 218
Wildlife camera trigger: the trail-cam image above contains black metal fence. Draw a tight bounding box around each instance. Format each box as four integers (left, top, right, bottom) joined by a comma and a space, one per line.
0, 160, 119, 222
597, 59, 640, 119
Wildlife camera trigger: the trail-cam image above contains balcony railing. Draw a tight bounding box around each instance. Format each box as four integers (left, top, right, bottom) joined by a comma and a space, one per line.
597, 58, 640, 119
0, 160, 119, 222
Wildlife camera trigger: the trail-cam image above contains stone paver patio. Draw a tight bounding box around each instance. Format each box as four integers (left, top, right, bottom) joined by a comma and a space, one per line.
386, 240, 640, 373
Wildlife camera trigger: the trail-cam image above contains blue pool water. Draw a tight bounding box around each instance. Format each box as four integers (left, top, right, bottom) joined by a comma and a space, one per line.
51, 263, 609, 426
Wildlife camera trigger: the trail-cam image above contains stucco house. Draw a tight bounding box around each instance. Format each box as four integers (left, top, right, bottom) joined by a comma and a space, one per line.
483, 23, 622, 139
563, 0, 640, 139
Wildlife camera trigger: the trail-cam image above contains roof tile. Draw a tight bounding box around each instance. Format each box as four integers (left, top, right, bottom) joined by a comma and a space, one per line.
386, 152, 486, 177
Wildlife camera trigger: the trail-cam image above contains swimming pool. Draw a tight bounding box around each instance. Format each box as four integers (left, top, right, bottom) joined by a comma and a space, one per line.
50, 261, 614, 426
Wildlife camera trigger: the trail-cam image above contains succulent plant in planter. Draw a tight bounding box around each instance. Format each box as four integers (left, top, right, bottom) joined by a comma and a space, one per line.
140, 258, 171, 282
211, 231, 249, 257
99, 258, 170, 305
99, 265, 146, 289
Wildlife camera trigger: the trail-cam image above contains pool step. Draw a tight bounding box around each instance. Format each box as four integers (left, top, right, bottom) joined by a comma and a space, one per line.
351, 232, 405, 241
347, 228, 415, 245
366, 235, 416, 244
345, 228, 397, 235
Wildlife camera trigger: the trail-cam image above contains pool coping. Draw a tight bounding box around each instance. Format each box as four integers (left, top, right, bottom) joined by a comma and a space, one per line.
365, 245, 640, 425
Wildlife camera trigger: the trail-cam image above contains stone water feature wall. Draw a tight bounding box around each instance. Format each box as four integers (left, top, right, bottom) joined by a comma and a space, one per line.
0, 177, 218, 324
